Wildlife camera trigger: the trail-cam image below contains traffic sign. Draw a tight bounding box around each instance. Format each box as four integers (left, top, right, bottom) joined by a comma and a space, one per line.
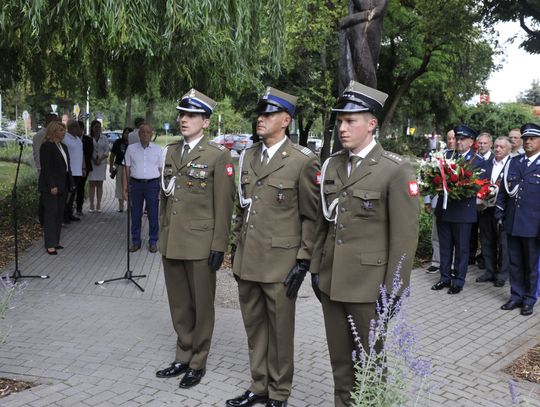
22, 110, 29, 120
74, 104, 80, 117
163, 122, 170, 131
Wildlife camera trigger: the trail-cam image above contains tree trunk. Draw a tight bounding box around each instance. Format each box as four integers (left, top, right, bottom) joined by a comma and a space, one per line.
380, 50, 432, 136
125, 94, 132, 128
297, 115, 313, 147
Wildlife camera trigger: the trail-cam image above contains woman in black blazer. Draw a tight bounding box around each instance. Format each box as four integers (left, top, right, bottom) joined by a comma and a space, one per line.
39, 121, 71, 255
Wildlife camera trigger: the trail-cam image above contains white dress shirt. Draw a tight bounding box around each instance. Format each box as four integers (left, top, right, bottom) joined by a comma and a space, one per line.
260, 136, 288, 162
63, 132, 84, 176
124, 142, 163, 179
491, 156, 509, 184
347, 139, 377, 176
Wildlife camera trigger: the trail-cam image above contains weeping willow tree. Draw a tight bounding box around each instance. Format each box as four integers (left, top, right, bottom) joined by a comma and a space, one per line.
0, 0, 288, 123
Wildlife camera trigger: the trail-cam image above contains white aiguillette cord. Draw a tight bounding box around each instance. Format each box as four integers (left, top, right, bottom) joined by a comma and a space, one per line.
502, 157, 519, 198
320, 157, 339, 223
237, 149, 253, 223
160, 145, 176, 196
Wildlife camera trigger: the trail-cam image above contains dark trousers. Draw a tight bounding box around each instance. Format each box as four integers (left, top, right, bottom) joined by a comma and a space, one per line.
129, 179, 160, 246
42, 192, 65, 248
478, 208, 509, 281
438, 221, 472, 287
469, 221, 480, 262
75, 174, 88, 213
507, 235, 540, 306
64, 176, 81, 219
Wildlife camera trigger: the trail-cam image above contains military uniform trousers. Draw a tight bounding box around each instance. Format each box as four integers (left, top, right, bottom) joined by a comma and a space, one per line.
321, 292, 377, 407
238, 279, 296, 401
507, 235, 540, 306
478, 208, 509, 282
437, 220, 472, 287
162, 257, 216, 370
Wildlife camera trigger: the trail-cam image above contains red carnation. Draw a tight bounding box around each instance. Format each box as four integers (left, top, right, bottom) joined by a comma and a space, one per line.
450, 163, 457, 170
464, 170, 472, 178
433, 176, 442, 184
450, 174, 458, 182
445, 167, 452, 174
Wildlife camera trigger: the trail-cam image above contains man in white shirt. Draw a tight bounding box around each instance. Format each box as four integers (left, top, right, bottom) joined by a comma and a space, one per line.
476, 136, 511, 287
62, 120, 85, 223
124, 123, 162, 252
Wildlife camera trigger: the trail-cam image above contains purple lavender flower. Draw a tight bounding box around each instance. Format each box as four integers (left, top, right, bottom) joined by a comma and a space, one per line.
508, 380, 519, 405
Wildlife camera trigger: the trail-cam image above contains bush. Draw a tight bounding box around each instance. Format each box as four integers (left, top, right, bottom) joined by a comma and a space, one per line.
379, 135, 427, 158
414, 209, 432, 266
0, 171, 39, 229
0, 144, 34, 166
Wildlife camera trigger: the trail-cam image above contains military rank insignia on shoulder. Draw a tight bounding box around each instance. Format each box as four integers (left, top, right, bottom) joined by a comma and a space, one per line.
208, 141, 226, 151
292, 144, 313, 156
166, 141, 181, 148
383, 151, 403, 163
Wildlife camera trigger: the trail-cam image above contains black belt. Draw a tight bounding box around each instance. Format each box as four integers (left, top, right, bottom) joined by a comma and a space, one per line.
130, 177, 159, 183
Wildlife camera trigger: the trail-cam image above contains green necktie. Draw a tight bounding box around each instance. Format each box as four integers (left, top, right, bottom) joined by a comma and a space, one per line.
181, 144, 190, 165
349, 155, 361, 178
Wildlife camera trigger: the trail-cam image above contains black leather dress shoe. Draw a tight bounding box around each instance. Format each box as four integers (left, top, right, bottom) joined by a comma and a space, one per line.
447, 286, 462, 295
179, 368, 205, 388
226, 391, 269, 407
500, 300, 522, 310
69, 215, 81, 221
475, 275, 494, 283
155, 362, 189, 378
129, 244, 141, 252
266, 400, 287, 407
493, 279, 505, 287
521, 304, 534, 316
431, 281, 450, 290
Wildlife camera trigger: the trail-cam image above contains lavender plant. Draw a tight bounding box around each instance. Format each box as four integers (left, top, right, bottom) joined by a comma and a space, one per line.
0, 275, 27, 344
349, 263, 433, 406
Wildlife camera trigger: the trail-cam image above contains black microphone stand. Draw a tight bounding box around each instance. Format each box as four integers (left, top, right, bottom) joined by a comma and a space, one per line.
95, 170, 146, 291
3, 142, 49, 282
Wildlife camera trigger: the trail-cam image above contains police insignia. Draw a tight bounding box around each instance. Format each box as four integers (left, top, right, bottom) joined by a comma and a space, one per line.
226, 163, 234, 177
408, 181, 419, 196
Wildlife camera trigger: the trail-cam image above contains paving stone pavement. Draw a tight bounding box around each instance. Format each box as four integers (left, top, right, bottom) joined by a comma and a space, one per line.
1, 177, 539, 406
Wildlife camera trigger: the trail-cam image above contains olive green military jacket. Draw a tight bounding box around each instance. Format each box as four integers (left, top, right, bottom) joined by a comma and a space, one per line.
159, 136, 235, 260
232, 138, 320, 283
310, 143, 420, 303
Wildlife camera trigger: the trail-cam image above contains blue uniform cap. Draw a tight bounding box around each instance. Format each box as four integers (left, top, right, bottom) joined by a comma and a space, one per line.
176, 89, 217, 116
520, 123, 540, 138
454, 124, 478, 140
255, 87, 298, 117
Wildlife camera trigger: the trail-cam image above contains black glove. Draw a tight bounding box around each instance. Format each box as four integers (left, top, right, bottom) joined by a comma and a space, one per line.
377, 293, 401, 320
311, 273, 321, 302
208, 251, 224, 272
284, 260, 309, 299
230, 244, 237, 267
497, 219, 504, 233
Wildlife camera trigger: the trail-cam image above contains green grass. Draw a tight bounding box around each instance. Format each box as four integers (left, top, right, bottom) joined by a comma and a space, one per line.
0, 161, 33, 196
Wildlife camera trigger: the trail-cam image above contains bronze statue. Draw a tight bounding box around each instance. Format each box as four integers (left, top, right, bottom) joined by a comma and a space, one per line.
338, 0, 389, 90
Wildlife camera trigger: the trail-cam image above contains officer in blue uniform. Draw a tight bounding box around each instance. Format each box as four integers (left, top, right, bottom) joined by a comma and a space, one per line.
432, 124, 485, 294
496, 123, 540, 316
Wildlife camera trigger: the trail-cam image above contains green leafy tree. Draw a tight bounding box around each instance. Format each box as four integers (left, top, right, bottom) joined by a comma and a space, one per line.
377, 0, 495, 136
517, 79, 540, 105
458, 102, 537, 136
482, 0, 540, 54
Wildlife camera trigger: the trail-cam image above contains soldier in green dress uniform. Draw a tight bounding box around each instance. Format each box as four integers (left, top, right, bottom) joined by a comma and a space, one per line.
156, 89, 235, 389
311, 81, 420, 407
